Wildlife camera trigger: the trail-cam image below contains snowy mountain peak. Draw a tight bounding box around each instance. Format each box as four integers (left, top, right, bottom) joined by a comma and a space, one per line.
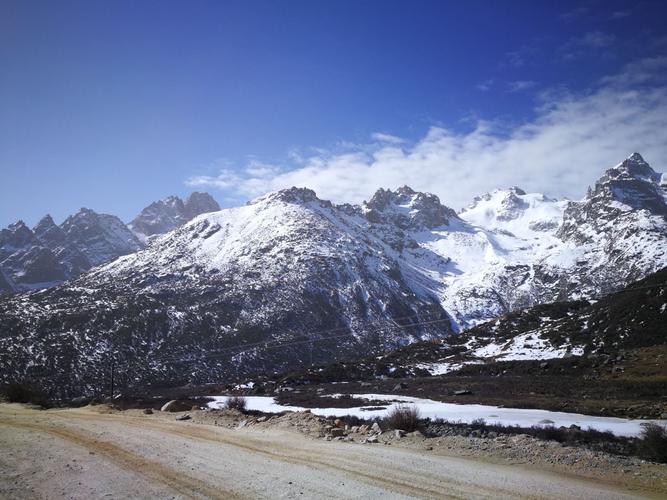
582, 153, 666, 215
607, 152, 660, 183
256, 186, 324, 206
364, 186, 458, 229
460, 187, 564, 237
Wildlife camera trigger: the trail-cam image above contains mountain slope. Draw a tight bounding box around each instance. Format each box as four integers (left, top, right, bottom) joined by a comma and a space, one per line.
265, 265, 667, 386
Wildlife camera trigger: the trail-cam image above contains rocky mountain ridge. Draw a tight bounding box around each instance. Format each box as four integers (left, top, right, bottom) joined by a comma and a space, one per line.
0, 192, 219, 293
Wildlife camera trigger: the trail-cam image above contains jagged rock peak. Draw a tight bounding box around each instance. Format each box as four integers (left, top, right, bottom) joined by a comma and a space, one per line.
33, 214, 66, 243
184, 192, 220, 217
365, 186, 458, 229
557, 153, 667, 244
606, 152, 660, 182
586, 153, 665, 211
1, 220, 36, 247
130, 192, 220, 239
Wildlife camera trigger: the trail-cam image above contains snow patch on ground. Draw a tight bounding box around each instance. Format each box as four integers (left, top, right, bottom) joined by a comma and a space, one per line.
207, 394, 665, 437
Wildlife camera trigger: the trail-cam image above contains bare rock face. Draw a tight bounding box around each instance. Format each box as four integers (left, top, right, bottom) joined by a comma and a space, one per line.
129, 192, 220, 241
60, 209, 143, 267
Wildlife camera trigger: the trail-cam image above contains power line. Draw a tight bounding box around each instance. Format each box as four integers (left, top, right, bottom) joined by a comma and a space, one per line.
154, 309, 450, 363
156, 314, 454, 365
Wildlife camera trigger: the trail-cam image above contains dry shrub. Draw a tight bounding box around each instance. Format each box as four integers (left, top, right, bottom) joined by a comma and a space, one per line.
637, 423, 667, 463
225, 395, 247, 412
385, 404, 421, 432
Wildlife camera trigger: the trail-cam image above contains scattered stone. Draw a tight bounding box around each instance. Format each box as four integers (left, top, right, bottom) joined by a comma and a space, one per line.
453, 390, 472, 396
330, 428, 346, 437
392, 382, 407, 391
334, 419, 345, 428
257, 416, 268, 422
371, 422, 382, 433
237, 420, 248, 429
176, 414, 191, 421
366, 435, 378, 443
143, 408, 153, 415
394, 429, 406, 438
191, 405, 200, 411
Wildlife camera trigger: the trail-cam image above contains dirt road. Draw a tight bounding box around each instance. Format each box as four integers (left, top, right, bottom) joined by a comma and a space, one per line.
0, 404, 660, 499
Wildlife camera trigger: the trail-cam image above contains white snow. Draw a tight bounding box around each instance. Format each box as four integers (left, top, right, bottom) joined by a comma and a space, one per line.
207, 394, 665, 437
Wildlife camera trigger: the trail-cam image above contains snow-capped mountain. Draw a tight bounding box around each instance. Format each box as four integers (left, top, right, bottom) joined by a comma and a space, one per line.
0, 192, 219, 293
0, 153, 665, 396
129, 192, 220, 243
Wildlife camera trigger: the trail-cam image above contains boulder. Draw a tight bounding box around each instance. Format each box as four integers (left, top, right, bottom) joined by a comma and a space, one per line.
371, 422, 382, 433
330, 428, 346, 437
161, 400, 191, 412
394, 429, 406, 438
143, 408, 153, 415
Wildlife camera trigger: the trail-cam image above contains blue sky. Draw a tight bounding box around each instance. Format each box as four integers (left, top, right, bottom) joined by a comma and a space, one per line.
2, 0, 667, 227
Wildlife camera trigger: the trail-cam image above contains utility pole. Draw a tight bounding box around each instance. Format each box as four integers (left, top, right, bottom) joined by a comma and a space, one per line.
309, 338, 313, 366
110, 358, 115, 400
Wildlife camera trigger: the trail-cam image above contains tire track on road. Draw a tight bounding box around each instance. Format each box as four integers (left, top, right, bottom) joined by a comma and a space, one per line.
0, 420, 242, 500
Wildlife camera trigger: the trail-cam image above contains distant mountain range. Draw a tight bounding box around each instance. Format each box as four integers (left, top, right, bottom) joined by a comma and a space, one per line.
0, 192, 220, 293
0, 153, 665, 397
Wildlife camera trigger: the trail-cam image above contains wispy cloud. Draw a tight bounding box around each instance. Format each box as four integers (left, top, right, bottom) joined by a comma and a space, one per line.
507, 80, 538, 93
560, 6, 590, 22
610, 10, 631, 20
476, 79, 494, 92
187, 58, 667, 211
561, 31, 616, 60
503, 45, 539, 68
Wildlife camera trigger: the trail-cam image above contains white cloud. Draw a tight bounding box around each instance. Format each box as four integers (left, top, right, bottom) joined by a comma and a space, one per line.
186, 58, 667, 211
507, 80, 538, 93
370, 132, 405, 144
